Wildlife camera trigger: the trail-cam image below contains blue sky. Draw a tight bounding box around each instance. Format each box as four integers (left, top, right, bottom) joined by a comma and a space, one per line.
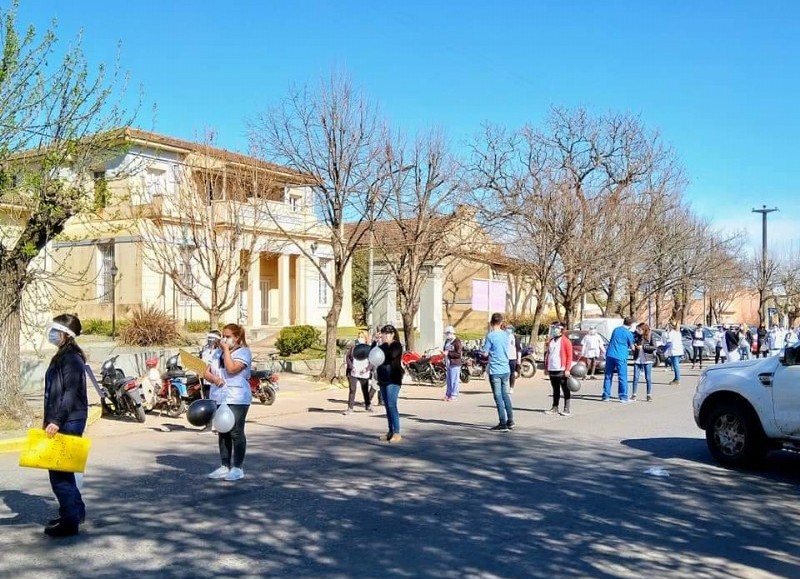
21, 0, 800, 251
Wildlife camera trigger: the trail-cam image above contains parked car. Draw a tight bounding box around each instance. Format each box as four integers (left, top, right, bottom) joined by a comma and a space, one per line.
693, 341, 800, 467
565, 330, 608, 372
653, 326, 715, 366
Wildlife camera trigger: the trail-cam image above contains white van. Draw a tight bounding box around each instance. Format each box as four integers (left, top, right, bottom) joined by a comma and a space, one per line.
577, 318, 627, 341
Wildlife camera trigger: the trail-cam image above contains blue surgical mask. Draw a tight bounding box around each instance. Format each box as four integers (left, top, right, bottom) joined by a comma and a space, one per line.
48, 329, 62, 346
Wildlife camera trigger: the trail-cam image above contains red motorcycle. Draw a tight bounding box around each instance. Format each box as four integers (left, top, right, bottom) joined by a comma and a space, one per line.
402, 350, 447, 384
250, 368, 279, 405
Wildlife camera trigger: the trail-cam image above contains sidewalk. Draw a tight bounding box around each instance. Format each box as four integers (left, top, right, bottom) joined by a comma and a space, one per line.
0, 369, 339, 453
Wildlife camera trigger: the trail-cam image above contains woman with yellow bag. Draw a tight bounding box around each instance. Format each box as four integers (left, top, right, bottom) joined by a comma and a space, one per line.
42, 313, 88, 537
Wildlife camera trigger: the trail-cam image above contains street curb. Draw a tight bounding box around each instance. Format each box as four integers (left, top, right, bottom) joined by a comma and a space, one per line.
0, 405, 103, 455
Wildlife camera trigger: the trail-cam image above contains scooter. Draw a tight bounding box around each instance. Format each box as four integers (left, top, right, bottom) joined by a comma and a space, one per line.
138, 356, 188, 416
99, 355, 146, 423
518, 345, 538, 378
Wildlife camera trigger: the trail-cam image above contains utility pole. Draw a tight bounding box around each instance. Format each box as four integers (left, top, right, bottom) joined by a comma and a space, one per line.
752, 205, 778, 326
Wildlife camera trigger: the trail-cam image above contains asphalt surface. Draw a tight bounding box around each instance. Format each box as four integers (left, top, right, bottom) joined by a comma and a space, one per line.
1, 365, 799, 579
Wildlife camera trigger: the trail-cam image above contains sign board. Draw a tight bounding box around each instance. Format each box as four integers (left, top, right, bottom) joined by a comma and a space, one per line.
471, 279, 507, 312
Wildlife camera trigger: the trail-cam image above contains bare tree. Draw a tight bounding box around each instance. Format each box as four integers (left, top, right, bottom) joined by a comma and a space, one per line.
368, 129, 459, 352
138, 133, 282, 328
249, 73, 384, 379
0, 5, 133, 419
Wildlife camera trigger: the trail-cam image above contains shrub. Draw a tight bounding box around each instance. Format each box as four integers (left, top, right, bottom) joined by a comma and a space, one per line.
82, 319, 113, 336
275, 325, 321, 356
119, 305, 182, 346
185, 320, 211, 333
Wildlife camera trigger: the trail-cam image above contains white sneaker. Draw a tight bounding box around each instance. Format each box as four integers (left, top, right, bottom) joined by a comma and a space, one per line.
207, 466, 230, 479
225, 467, 244, 481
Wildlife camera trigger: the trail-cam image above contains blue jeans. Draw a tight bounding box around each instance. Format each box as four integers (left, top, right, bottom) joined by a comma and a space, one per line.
380, 383, 401, 434
669, 355, 681, 382
602, 357, 629, 400
632, 363, 653, 396
445, 365, 460, 398
489, 373, 513, 425
48, 419, 87, 526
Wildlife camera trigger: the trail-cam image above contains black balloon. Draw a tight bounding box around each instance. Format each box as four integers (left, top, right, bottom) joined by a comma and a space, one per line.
187, 399, 216, 427
353, 343, 371, 361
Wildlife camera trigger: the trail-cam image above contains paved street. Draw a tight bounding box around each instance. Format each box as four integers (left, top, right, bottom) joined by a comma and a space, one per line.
1, 366, 799, 579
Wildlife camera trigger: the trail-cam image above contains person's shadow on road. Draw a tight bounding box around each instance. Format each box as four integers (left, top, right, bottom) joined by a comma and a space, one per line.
0, 489, 53, 526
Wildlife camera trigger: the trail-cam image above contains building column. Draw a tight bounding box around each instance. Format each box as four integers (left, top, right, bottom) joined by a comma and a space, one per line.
295, 255, 306, 325
278, 253, 291, 326
418, 265, 444, 352
251, 253, 262, 327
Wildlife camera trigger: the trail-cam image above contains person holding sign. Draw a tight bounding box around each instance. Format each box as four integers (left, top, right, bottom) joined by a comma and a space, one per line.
42, 313, 88, 537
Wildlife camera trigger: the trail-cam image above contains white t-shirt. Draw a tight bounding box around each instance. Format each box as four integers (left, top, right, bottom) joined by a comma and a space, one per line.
582, 334, 602, 358
665, 329, 684, 357
692, 329, 705, 348
547, 338, 565, 372
507, 333, 517, 359
209, 346, 252, 405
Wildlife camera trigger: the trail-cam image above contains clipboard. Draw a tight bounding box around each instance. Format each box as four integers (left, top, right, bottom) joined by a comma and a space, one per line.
179, 349, 208, 375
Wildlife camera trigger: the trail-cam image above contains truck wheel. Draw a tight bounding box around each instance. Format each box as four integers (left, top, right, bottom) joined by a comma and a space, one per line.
519, 359, 536, 378
705, 402, 766, 468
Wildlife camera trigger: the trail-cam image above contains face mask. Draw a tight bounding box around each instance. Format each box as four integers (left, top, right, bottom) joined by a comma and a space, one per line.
223, 337, 235, 347
636, 328, 643, 334
48, 329, 62, 346
445, 333, 454, 339
357, 337, 366, 344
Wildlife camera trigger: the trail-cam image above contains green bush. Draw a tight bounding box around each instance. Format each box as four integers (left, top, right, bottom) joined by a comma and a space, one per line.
508, 315, 559, 337
82, 319, 113, 335
119, 305, 182, 346
275, 325, 321, 356
185, 320, 211, 333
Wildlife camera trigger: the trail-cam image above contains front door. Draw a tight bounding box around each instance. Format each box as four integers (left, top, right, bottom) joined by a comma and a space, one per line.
260, 280, 270, 326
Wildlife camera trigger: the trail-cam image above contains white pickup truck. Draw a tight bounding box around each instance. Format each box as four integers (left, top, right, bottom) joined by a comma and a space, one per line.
693, 342, 800, 467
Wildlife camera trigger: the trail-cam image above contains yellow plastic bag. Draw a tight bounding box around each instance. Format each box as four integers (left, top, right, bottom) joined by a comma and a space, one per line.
18, 428, 91, 473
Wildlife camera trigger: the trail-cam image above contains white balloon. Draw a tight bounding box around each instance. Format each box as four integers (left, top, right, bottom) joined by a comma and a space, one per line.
213, 403, 235, 433
368, 347, 385, 366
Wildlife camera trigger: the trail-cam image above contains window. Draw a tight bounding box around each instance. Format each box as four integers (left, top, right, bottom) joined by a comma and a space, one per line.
93, 171, 108, 209
318, 258, 330, 305
287, 194, 302, 212
98, 243, 114, 303
178, 247, 194, 304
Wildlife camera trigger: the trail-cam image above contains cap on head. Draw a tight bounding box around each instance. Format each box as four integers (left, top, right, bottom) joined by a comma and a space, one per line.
381, 324, 397, 334
444, 325, 455, 334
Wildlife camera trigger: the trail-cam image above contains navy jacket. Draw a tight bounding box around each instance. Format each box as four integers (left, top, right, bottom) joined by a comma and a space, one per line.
44, 349, 88, 428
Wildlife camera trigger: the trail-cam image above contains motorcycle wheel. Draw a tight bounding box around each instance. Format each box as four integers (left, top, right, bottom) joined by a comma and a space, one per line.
519, 359, 536, 378
460, 367, 470, 383
134, 404, 146, 423
260, 384, 276, 405
167, 386, 186, 418
431, 365, 446, 384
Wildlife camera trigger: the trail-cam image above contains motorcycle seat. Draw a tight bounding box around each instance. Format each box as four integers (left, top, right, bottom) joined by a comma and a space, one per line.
252, 369, 272, 380
113, 376, 132, 388
185, 375, 200, 386
165, 369, 186, 378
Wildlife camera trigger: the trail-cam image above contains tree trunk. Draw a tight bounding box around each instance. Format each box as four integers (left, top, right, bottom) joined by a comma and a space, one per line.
321, 282, 344, 380
401, 310, 416, 353
0, 296, 28, 420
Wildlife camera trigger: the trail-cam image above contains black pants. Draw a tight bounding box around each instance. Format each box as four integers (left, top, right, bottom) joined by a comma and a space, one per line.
692, 346, 704, 367
218, 404, 249, 469
348, 376, 372, 409
715, 347, 723, 364
48, 419, 87, 527
548, 371, 569, 406
509, 360, 517, 389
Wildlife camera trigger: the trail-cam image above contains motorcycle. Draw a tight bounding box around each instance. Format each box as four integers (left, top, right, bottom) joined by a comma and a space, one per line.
99, 355, 146, 423
250, 367, 279, 405
462, 348, 490, 379
518, 345, 538, 378
138, 355, 190, 417
402, 350, 446, 384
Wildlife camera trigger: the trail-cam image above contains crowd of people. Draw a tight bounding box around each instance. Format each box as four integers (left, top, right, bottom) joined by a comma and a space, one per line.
34, 309, 800, 538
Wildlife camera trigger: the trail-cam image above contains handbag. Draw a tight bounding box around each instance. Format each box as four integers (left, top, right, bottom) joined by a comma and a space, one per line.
19, 428, 91, 473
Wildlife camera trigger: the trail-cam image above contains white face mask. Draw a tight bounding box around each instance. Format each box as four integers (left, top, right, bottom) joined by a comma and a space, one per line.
223, 337, 235, 347
357, 337, 366, 344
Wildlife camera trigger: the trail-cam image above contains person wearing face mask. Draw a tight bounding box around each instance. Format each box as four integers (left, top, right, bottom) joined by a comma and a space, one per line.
601, 317, 635, 402
343, 330, 374, 414
199, 330, 222, 400
203, 323, 252, 481
503, 324, 520, 393
442, 325, 463, 401
544, 322, 573, 416
580, 326, 604, 379
42, 313, 88, 537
